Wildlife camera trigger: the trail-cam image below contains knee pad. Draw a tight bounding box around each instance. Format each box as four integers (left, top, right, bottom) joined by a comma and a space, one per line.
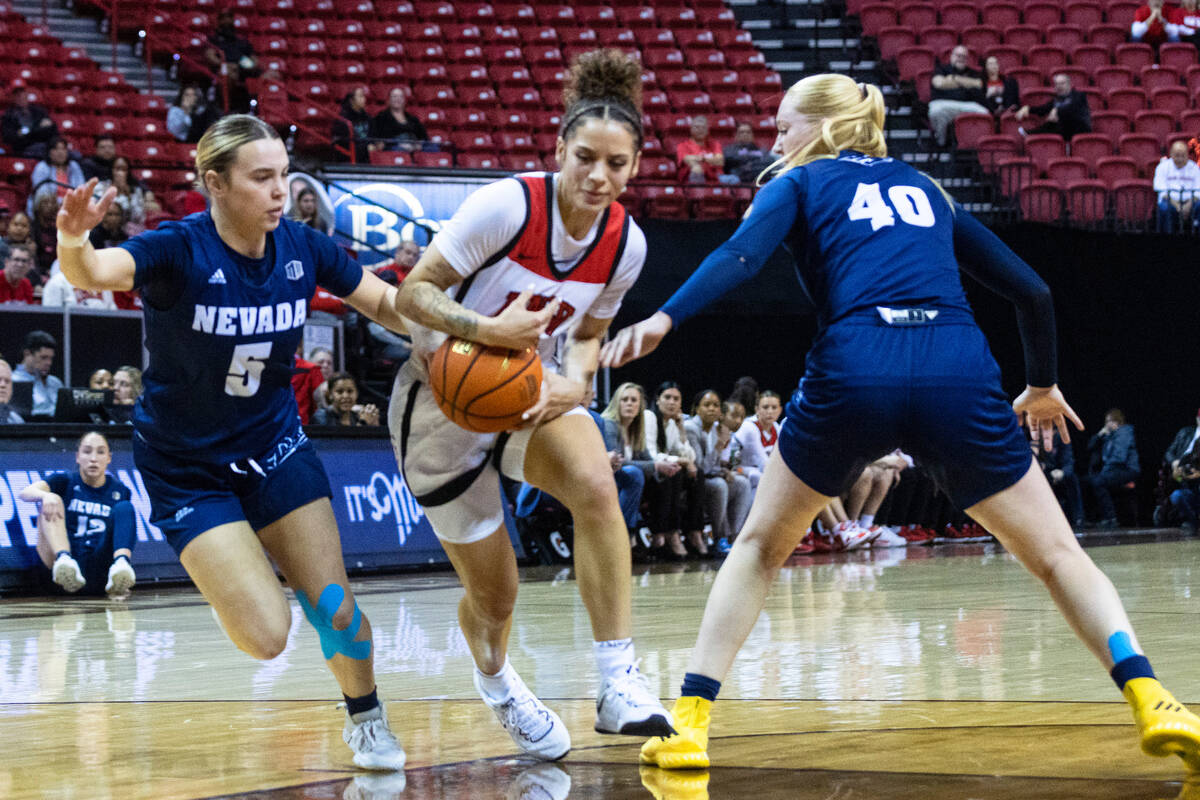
296, 584, 372, 661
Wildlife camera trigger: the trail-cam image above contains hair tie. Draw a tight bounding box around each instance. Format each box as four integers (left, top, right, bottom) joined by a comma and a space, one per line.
857, 82, 868, 99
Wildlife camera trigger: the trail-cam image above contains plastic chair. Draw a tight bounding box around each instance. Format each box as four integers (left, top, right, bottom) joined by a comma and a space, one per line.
1019, 181, 1065, 222
1094, 155, 1139, 187
1160, 43, 1199, 73
1070, 133, 1114, 163
953, 113, 996, 149
1026, 134, 1068, 175
1047, 156, 1090, 185
1065, 179, 1109, 224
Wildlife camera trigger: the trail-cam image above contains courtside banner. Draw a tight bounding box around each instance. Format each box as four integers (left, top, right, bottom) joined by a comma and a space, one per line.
0, 435, 529, 591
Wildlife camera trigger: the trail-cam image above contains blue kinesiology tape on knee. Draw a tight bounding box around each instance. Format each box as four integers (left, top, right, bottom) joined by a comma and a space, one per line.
1108, 630, 1138, 664
296, 584, 372, 661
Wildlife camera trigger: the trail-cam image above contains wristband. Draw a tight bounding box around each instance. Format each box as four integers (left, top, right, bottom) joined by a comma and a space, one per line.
57, 228, 88, 248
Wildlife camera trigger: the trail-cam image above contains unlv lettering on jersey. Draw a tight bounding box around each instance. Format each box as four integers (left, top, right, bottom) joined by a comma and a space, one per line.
497, 291, 576, 335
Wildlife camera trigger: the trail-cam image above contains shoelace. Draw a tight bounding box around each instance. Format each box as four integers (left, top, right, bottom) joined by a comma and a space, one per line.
350, 717, 398, 752
499, 695, 554, 742
610, 660, 658, 705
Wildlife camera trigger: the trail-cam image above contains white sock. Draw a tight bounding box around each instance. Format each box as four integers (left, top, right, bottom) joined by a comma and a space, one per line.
593, 638, 636, 680
859, 514, 875, 528
475, 658, 518, 702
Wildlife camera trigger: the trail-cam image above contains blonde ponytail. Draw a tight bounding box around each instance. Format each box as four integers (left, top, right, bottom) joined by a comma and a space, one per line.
766, 74, 888, 180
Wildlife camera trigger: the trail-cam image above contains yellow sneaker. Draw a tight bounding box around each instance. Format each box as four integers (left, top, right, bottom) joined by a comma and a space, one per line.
639, 765, 709, 800
1124, 677, 1200, 770
640, 696, 711, 769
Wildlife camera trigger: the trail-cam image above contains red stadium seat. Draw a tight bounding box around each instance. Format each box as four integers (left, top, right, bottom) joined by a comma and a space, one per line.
1149, 87, 1190, 117
1025, 134, 1068, 175
1140, 65, 1180, 92
1046, 156, 1090, 185
689, 186, 738, 219
995, 156, 1036, 196
1117, 133, 1161, 171
493, 3, 535, 24
412, 151, 453, 168
1028, 45, 1069, 74
1094, 155, 1139, 187
1070, 133, 1114, 163
575, 5, 617, 28
1181, 109, 1200, 136
671, 91, 715, 113
1047, 24, 1086, 50
1024, 2, 1063, 26
1093, 65, 1135, 93
1005, 25, 1043, 49
920, 27, 958, 54
368, 150, 411, 167
641, 184, 690, 219
982, 3, 1022, 28
501, 154, 543, 172
1090, 110, 1132, 141
1106, 0, 1143, 24
898, 3, 939, 30
613, 5, 656, 28
1006, 67, 1042, 94
953, 113, 995, 149
1054, 66, 1090, 88
1065, 180, 1108, 223
858, 2, 899, 33
986, 46, 1023, 74
1086, 23, 1127, 50
1105, 87, 1148, 115
533, 4, 577, 25
1132, 110, 1175, 141
896, 47, 937, 80
1065, 1, 1105, 28
1019, 181, 1065, 222
961, 26, 1002, 53
941, 2, 978, 29
1114, 43, 1154, 71
976, 134, 1022, 171
1069, 44, 1109, 73
1110, 179, 1155, 227
1159, 43, 1199, 74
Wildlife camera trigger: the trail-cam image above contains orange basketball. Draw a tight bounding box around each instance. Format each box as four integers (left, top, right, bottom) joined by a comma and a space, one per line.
428, 337, 543, 433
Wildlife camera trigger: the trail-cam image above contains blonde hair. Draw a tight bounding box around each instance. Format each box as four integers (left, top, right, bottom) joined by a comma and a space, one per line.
602, 382, 647, 452
769, 74, 887, 178
114, 365, 143, 399
195, 114, 280, 195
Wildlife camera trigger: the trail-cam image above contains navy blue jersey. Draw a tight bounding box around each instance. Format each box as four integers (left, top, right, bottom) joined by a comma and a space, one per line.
121, 213, 363, 461
45, 471, 132, 555
661, 150, 1056, 386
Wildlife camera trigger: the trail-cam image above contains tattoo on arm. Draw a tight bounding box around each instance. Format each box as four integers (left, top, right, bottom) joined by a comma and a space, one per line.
410, 282, 479, 339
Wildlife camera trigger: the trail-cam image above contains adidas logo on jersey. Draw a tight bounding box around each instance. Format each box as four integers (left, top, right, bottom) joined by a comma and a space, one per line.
208, 269, 227, 285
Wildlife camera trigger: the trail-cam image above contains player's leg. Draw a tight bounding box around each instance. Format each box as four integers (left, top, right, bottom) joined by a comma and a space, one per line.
968, 460, 1200, 770
35, 503, 86, 592
255, 498, 405, 770
105, 501, 137, 598
643, 449, 831, 768
843, 465, 875, 520
523, 410, 673, 737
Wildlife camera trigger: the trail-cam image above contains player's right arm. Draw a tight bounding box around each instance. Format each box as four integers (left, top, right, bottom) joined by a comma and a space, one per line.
18, 480, 64, 522
55, 179, 136, 292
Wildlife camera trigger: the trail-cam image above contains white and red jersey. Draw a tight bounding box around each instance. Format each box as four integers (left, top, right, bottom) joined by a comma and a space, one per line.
411, 172, 646, 377
1170, 5, 1200, 36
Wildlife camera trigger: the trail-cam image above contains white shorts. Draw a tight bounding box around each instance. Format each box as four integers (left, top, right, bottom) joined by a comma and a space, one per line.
388, 358, 585, 544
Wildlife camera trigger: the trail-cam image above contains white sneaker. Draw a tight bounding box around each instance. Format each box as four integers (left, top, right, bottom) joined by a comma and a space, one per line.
105, 557, 136, 597
507, 763, 572, 800
52, 553, 86, 593
475, 666, 571, 760
343, 704, 407, 771
833, 520, 874, 551
594, 662, 675, 736
869, 526, 908, 548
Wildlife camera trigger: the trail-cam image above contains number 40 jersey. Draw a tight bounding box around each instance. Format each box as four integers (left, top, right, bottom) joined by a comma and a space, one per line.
120, 213, 363, 462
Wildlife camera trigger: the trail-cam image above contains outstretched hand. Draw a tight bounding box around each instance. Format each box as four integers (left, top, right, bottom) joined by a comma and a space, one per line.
1013, 384, 1084, 452
58, 178, 116, 240
599, 311, 673, 368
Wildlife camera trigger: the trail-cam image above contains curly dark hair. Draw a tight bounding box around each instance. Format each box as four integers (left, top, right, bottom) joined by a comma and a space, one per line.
561, 48, 644, 147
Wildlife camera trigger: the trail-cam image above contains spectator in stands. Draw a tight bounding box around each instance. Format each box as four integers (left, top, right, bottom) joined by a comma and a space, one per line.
722, 123, 773, 184
1170, 0, 1200, 47
1034, 433, 1085, 528
333, 86, 374, 165
30, 193, 61, 281
287, 187, 330, 233
12, 330, 64, 417
686, 389, 753, 555
81, 135, 116, 183
645, 381, 706, 556
928, 45, 988, 148
1164, 408, 1200, 533
1, 82, 56, 158
30, 137, 85, 214
364, 270, 412, 363
97, 156, 155, 232
0, 358, 23, 424
291, 349, 324, 425
308, 346, 334, 412
727, 375, 758, 415
734, 389, 782, 489
112, 366, 142, 406
5, 210, 31, 249
1085, 408, 1140, 529
677, 115, 733, 184
312, 372, 380, 426
0, 244, 34, 304
204, 9, 256, 113
370, 88, 428, 152
1132, 0, 1177, 47
88, 368, 113, 391
89, 202, 129, 251
374, 239, 421, 283
1154, 140, 1200, 233
983, 55, 1021, 117
167, 85, 201, 143
42, 260, 116, 309
1016, 73, 1092, 140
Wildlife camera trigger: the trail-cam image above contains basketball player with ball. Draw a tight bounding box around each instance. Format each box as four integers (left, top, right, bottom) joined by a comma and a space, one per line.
388, 49, 674, 759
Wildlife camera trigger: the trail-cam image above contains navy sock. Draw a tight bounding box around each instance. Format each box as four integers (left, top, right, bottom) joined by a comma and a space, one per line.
1111, 655, 1156, 691
680, 672, 721, 703
344, 687, 379, 717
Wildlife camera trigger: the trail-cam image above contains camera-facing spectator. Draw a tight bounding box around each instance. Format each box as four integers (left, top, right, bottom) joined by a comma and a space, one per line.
312, 372, 379, 426
88, 202, 129, 250
95, 156, 157, 232
0, 244, 35, 304
0, 358, 24, 424
287, 187, 330, 234
1164, 408, 1200, 533
6, 210, 32, 249
370, 88, 428, 152
12, 330, 64, 417
722, 123, 774, 184
1154, 140, 1200, 233
1170, 0, 1200, 47
1015, 73, 1092, 140
1085, 408, 1140, 529
1, 82, 56, 158
677, 115, 733, 184
166, 85, 219, 143
80, 135, 116, 182
88, 368, 113, 391
112, 366, 143, 407
30, 192, 61, 281
983, 55, 1021, 116
1132, 0, 1177, 47
333, 86, 373, 164
374, 239, 421, 283
30, 137, 85, 214
928, 45, 988, 147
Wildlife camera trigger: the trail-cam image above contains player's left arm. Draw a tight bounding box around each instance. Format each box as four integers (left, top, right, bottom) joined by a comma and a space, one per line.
342, 268, 410, 336
521, 314, 609, 428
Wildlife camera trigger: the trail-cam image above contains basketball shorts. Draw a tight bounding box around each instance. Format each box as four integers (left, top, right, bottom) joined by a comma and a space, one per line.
389, 358, 586, 545
133, 424, 332, 555
777, 321, 1033, 510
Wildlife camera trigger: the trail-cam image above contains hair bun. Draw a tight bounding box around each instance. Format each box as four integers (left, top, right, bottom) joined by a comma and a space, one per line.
564, 49, 642, 113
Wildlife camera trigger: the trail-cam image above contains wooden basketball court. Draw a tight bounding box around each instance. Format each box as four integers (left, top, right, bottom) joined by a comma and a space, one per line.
3, 534, 1198, 799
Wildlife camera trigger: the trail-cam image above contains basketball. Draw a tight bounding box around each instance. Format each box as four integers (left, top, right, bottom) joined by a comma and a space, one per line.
428, 337, 543, 433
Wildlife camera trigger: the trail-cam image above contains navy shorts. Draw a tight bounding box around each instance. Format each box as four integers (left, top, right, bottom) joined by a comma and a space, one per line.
777, 320, 1033, 509
133, 426, 333, 555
